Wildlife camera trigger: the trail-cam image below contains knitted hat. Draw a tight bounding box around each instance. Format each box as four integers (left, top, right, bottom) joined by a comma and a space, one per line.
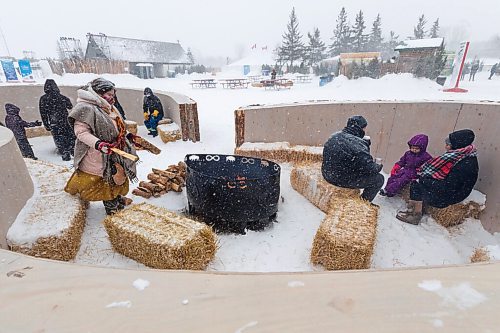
346, 115, 368, 129
448, 129, 475, 149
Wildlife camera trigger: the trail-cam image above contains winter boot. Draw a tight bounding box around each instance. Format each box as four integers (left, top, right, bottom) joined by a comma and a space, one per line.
62, 152, 71, 161
396, 200, 422, 225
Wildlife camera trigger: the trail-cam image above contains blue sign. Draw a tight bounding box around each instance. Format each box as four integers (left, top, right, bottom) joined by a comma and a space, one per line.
18, 59, 33, 79
243, 65, 250, 75
1, 59, 18, 81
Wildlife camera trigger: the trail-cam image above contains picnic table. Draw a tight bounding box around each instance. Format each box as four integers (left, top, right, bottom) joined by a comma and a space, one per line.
261, 78, 294, 90
247, 75, 263, 83
190, 79, 217, 88
293, 75, 312, 84
219, 78, 250, 89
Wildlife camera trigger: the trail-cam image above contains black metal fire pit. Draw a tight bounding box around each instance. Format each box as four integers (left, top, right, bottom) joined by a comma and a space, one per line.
185, 154, 281, 234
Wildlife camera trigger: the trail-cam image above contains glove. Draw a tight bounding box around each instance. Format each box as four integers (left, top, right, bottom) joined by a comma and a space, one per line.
152, 110, 159, 117
376, 163, 383, 173
44, 125, 52, 131
95, 140, 115, 155
34, 120, 42, 126
144, 112, 149, 120
363, 136, 371, 146
390, 164, 401, 176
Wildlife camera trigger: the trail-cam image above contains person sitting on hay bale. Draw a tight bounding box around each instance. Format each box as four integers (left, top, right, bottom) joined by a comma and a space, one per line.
321, 115, 384, 203
396, 129, 479, 225
143, 87, 164, 137
64, 78, 139, 215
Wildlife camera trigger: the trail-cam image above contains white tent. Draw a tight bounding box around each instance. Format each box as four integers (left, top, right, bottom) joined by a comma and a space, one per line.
226, 49, 275, 75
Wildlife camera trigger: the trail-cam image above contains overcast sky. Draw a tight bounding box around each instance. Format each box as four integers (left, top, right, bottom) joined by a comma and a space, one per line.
0, 0, 498, 61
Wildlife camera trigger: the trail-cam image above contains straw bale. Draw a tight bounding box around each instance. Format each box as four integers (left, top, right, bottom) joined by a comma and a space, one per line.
427, 201, 484, 228
234, 142, 323, 165
125, 120, 138, 135
7, 159, 87, 261
158, 118, 173, 125
104, 203, 217, 270
158, 123, 182, 143
470, 247, 490, 263
25, 126, 52, 138
290, 164, 359, 213
311, 197, 379, 270
398, 185, 411, 202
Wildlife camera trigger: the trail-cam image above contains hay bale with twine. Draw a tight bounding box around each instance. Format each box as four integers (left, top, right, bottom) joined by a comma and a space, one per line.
470, 247, 490, 263
427, 190, 486, 228
311, 197, 379, 270
158, 122, 182, 143
235, 142, 323, 164
7, 159, 87, 261
125, 120, 138, 135
104, 203, 217, 270
25, 125, 51, 138
290, 164, 359, 213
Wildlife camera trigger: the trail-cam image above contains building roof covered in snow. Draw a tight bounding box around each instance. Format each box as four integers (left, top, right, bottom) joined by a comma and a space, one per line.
395, 38, 444, 51
85, 33, 190, 64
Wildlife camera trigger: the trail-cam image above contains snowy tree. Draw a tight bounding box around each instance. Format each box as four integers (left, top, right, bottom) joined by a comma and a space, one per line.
279, 7, 305, 68
351, 10, 368, 52
306, 27, 327, 67
368, 14, 383, 51
186, 48, 195, 65
367, 57, 381, 78
330, 7, 351, 56
414, 15, 427, 39
413, 43, 447, 79
429, 18, 440, 38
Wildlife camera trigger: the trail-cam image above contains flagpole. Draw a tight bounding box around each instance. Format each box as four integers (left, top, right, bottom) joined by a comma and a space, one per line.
0, 19, 11, 57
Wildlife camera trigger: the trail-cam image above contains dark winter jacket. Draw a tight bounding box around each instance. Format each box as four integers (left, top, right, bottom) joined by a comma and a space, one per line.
491, 63, 498, 74
5, 103, 38, 141
416, 129, 479, 208
143, 87, 164, 120
322, 125, 382, 187
384, 134, 432, 196
39, 79, 73, 131
114, 95, 126, 120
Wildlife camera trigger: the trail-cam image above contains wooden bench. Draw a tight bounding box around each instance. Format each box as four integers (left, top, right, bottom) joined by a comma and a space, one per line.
190, 79, 217, 88
220, 79, 249, 89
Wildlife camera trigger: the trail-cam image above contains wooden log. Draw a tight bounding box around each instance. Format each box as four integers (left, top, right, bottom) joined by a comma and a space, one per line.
152, 168, 176, 179
139, 181, 161, 193
137, 186, 152, 194
174, 176, 185, 186
110, 148, 139, 162
170, 183, 182, 192
147, 174, 170, 187
132, 188, 152, 199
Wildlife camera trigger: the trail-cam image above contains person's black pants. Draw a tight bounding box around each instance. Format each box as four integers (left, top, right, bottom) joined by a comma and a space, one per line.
345, 173, 385, 202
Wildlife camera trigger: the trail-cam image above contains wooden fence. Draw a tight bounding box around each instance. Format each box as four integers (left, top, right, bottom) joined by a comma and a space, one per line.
47, 58, 128, 75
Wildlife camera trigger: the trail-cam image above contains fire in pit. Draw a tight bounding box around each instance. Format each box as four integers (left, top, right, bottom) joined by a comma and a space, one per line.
185, 154, 281, 234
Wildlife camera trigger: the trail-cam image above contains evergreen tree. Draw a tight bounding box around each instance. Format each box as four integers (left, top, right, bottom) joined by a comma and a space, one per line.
414, 14, 427, 39
368, 14, 383, 51
429, 18, 440, 38
330, 7, 351, 55
367, 57, 381, 78
186, 48, 195, 64
388, 31, 400, 50
306, 27, 327, 67
279, 7, 305, 68
351, 10, 368, 52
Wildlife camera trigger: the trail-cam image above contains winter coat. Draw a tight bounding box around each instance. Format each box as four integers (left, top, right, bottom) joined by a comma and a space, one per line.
4, 103, 38, 158
384, 134, 432, 196
491, 64, 498, 75
143, 88, 164, 120
415, 130, 479, 208
39, 79, 73, 132
322, 125, 381, 187
114, 96, 126, 120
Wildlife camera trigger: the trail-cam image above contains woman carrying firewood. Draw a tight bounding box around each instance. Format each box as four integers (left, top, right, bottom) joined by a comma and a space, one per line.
64, 78, 140, 215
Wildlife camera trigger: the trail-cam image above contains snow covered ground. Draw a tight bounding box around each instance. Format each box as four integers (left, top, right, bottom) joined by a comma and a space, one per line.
20, 71, 500, 272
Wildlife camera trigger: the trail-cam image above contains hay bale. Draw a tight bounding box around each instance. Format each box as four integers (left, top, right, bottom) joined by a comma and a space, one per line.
311, 197, 379, 270
104, 203, 217, 270
158, 122, 182, 143
235, 142, 323, 164
7, 159, 87, 261
290, 164, 359, 213
427, 190, 486, 227
470, 247, 490, 263
25, 125, 51, 138
158, 118, 173, 125
125, 120, 138, 135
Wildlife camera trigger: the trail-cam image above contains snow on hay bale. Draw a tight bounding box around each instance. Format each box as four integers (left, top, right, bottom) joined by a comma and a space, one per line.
104, 203, 217, 270
7, 159, 87, 261
427, 190, 486, 228
25, 125, 51, 138
311, 197, 379, 270
125, 120, 138, 135
158, 122, 181, 143
235, 142, 323, 164
470, 247, 490, 263
290, 164, 359, 213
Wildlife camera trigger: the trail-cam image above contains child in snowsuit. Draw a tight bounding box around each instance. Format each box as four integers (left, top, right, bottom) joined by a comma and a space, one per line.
380, 134, 432, 197
143, 87, 164, 137
4, 103, 41, 159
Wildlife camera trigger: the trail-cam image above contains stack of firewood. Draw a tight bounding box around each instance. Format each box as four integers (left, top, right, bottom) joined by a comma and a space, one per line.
132, 161, 187, 199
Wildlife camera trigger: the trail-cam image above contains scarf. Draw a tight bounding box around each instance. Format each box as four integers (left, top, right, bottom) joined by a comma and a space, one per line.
419, 144, 477, 180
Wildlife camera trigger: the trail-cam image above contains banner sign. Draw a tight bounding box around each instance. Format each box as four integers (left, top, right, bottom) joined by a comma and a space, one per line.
18, 59, 34, 81
0, 59, 19, 82
444, 41, 469, 93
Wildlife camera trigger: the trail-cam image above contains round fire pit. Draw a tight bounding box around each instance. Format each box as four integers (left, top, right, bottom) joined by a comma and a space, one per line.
185, 154, 281, 234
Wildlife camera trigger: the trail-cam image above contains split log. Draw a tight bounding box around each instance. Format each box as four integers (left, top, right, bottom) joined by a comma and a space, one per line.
171, 183, 182, 192
139, 181, 162, 193
147, 174, 170, 186
132, 188, 152, 199
152, 168, 176, 179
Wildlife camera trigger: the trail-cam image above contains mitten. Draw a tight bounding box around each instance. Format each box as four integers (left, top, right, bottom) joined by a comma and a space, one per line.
144, 112, 149, 120
95, 140, 115, 155
390, 164, 401, 176
152, 110, 159, 117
